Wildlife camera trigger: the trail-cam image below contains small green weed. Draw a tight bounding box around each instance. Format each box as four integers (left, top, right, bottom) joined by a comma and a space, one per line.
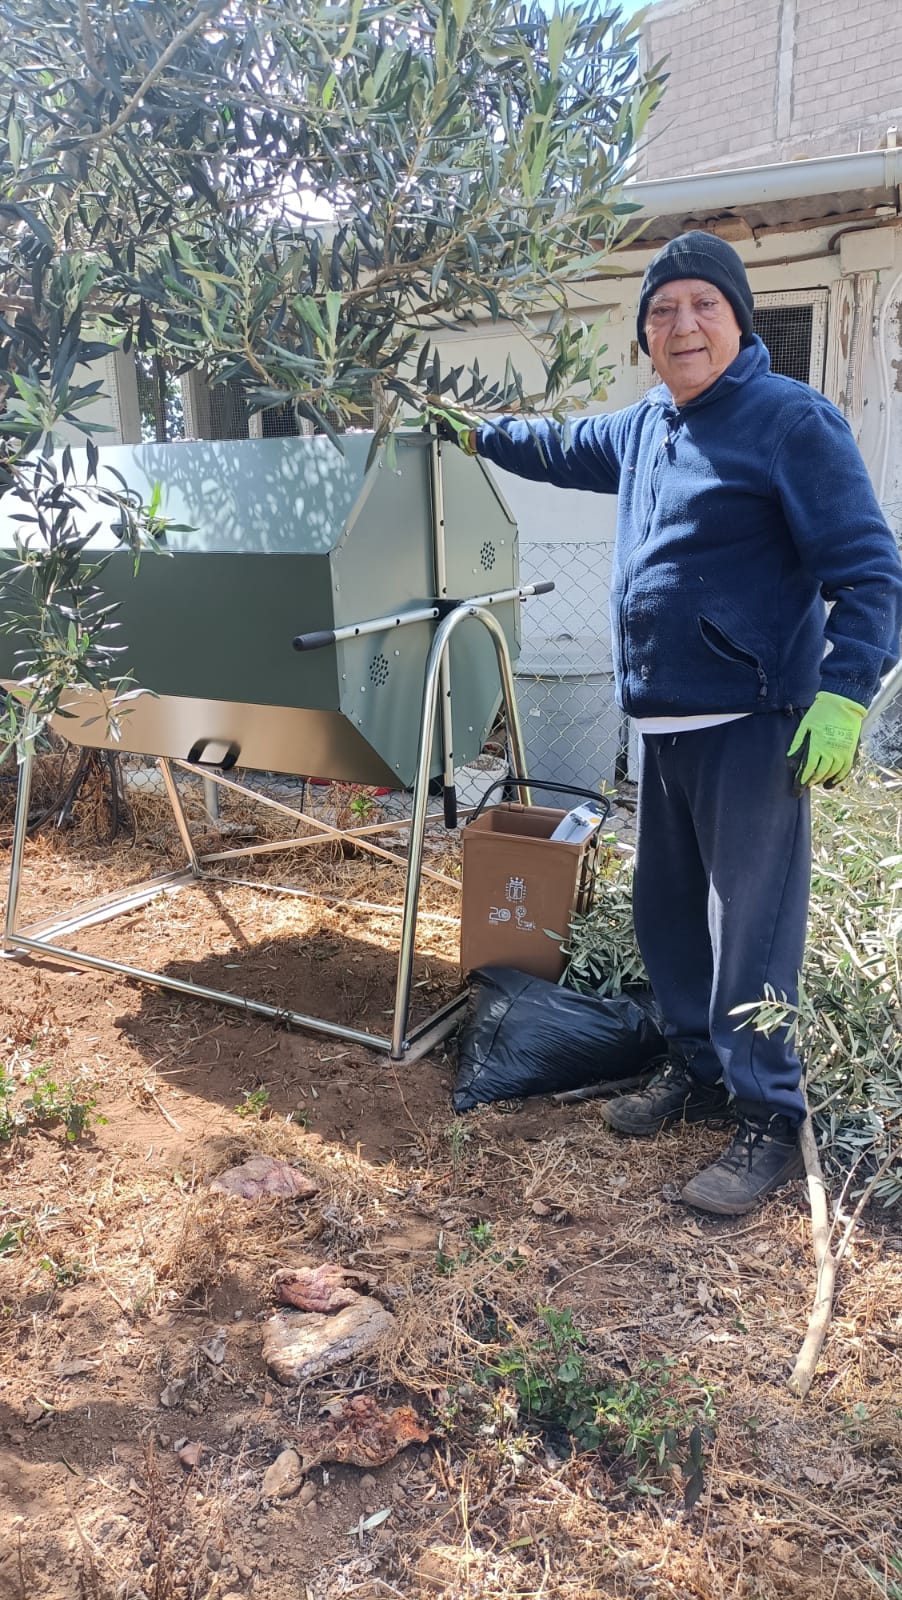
39, 1254, 85, 1288
348, 787, 377, 824
435, 1220, 524, 1277
0, 1224, 27, 1257
235, 1085, 271, 1120
864, 1552, 902, 1599
490, 1305, 602, 1449
595, 1355, 715, 1503
0, 1056, 103, 1143
484, 1306, 717, 1505
466, 1220, 495, 1252
445, 1120, 471, 1169
842, 1401, 872, 1441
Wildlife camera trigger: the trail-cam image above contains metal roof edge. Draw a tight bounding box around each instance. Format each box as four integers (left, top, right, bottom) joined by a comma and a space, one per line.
622, 147, 902, 220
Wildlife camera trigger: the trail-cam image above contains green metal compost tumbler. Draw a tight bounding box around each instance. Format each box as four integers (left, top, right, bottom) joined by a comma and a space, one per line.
0, 431, 545, 1059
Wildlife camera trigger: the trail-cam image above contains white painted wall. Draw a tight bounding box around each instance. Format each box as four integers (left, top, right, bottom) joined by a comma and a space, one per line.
431, 220, 902, 528
427, 219, 902, 782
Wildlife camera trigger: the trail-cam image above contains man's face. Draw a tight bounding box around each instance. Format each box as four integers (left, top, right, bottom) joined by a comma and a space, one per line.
644, 278, 742, 405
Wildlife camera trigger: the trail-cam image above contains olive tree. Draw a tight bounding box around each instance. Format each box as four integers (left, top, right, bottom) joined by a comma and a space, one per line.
0, 0, 662, 741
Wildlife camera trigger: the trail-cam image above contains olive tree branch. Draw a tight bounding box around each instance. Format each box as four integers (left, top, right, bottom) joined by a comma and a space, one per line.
789, 1099, 900, 1398
73, 0, 231, 151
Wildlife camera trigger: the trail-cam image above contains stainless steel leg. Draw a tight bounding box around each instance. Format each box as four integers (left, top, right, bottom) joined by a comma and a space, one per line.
863, 659, 902, 731
493, 613, 530, 799
428, 430, 458, 821
7, 930, 394, 1051
2, 610, 527, 1063
202, 777, 221, 824
390, 604, 527, 1057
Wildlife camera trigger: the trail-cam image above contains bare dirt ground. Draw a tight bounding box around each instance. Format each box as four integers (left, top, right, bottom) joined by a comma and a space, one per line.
0, 772, 900, 1600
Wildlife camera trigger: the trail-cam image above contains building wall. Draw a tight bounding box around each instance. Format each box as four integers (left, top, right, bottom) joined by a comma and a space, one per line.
641, 0, 902, 177
432, 223, 902, 529
427, 220, 902, 780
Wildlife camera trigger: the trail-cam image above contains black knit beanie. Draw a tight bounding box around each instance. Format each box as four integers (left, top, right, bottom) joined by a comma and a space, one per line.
637, 231, 755, 354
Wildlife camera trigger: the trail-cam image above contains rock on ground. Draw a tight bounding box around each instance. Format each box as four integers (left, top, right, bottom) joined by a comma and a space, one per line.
262, 1448, 304, 1500
294, 1396, 429, 1471
262, 1299, 395, 1384
273, 1263, 370, 1313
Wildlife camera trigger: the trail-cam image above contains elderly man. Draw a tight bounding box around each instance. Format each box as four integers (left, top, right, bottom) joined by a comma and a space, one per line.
436, 231, 902, 1215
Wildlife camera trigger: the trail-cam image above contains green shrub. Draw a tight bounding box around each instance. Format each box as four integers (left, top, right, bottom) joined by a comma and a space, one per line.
561, 839, 647, 996
483, 1306, 716, 1506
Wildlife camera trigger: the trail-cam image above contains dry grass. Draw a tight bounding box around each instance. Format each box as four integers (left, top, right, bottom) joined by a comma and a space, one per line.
0, 747, 464, 920
3, 1079, 900, 1600
369, 1104, 901, 1600
1, 761, 900, 1600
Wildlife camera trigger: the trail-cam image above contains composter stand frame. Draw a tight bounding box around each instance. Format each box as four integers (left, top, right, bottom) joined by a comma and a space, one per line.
3, 606, 530, 1062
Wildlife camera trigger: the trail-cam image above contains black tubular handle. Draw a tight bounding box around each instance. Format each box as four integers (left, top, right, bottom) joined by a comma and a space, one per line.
529, 581, 555, 596
443, 784, 458, 830
293, 628, 337, 652
467, 777, 611, 826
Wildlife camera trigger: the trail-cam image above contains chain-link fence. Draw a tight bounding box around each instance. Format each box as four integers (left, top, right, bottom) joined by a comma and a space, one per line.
514, 540, 627, 802
863, 668, 902, 770
866, 711, 902, 768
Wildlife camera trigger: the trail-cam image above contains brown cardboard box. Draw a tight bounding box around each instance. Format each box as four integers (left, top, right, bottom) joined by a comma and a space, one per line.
460, 802, 599, 981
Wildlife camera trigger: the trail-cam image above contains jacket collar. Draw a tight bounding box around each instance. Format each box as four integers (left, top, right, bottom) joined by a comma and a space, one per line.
645, 334, 771, 416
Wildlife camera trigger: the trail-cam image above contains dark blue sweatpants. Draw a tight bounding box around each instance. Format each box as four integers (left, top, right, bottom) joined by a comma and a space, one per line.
632, 712, 809, 1125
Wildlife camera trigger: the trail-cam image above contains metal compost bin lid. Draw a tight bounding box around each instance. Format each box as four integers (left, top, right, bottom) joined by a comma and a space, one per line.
0, 433, 519, 786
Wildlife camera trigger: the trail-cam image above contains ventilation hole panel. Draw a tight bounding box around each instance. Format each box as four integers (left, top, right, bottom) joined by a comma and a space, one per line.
480, 540, 496, 572
369, 653, 390, 687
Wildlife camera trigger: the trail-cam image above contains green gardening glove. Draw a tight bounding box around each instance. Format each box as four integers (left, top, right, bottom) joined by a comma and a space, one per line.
786, 691, 867, 793
421, 402, 480, 455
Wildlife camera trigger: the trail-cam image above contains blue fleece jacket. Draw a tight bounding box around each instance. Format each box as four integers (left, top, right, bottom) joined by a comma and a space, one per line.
476, 337, 902, 718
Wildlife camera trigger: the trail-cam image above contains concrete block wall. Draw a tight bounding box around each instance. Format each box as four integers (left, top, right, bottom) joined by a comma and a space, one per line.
641, 0, 902, 177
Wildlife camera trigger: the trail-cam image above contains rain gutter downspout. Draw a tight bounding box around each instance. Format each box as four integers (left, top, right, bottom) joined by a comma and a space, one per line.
623, 147, 902, 221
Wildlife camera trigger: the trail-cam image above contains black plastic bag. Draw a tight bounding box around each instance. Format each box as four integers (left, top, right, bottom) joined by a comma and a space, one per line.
454, 965, 664, 1112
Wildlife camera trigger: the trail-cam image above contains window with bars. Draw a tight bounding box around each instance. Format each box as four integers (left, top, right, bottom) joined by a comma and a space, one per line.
181, 372, 290, 441
752, 304, 814, 384
124, 340, 382, 446
135, 362, 310, 443
181, 373, 374, 442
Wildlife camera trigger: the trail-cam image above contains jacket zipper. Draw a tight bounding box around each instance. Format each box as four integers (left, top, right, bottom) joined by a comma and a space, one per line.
619, 414, 675, 696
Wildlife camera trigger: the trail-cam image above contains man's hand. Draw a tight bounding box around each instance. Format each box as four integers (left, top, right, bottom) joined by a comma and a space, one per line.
421, 403, 480, 455
786, 691, 867, 793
